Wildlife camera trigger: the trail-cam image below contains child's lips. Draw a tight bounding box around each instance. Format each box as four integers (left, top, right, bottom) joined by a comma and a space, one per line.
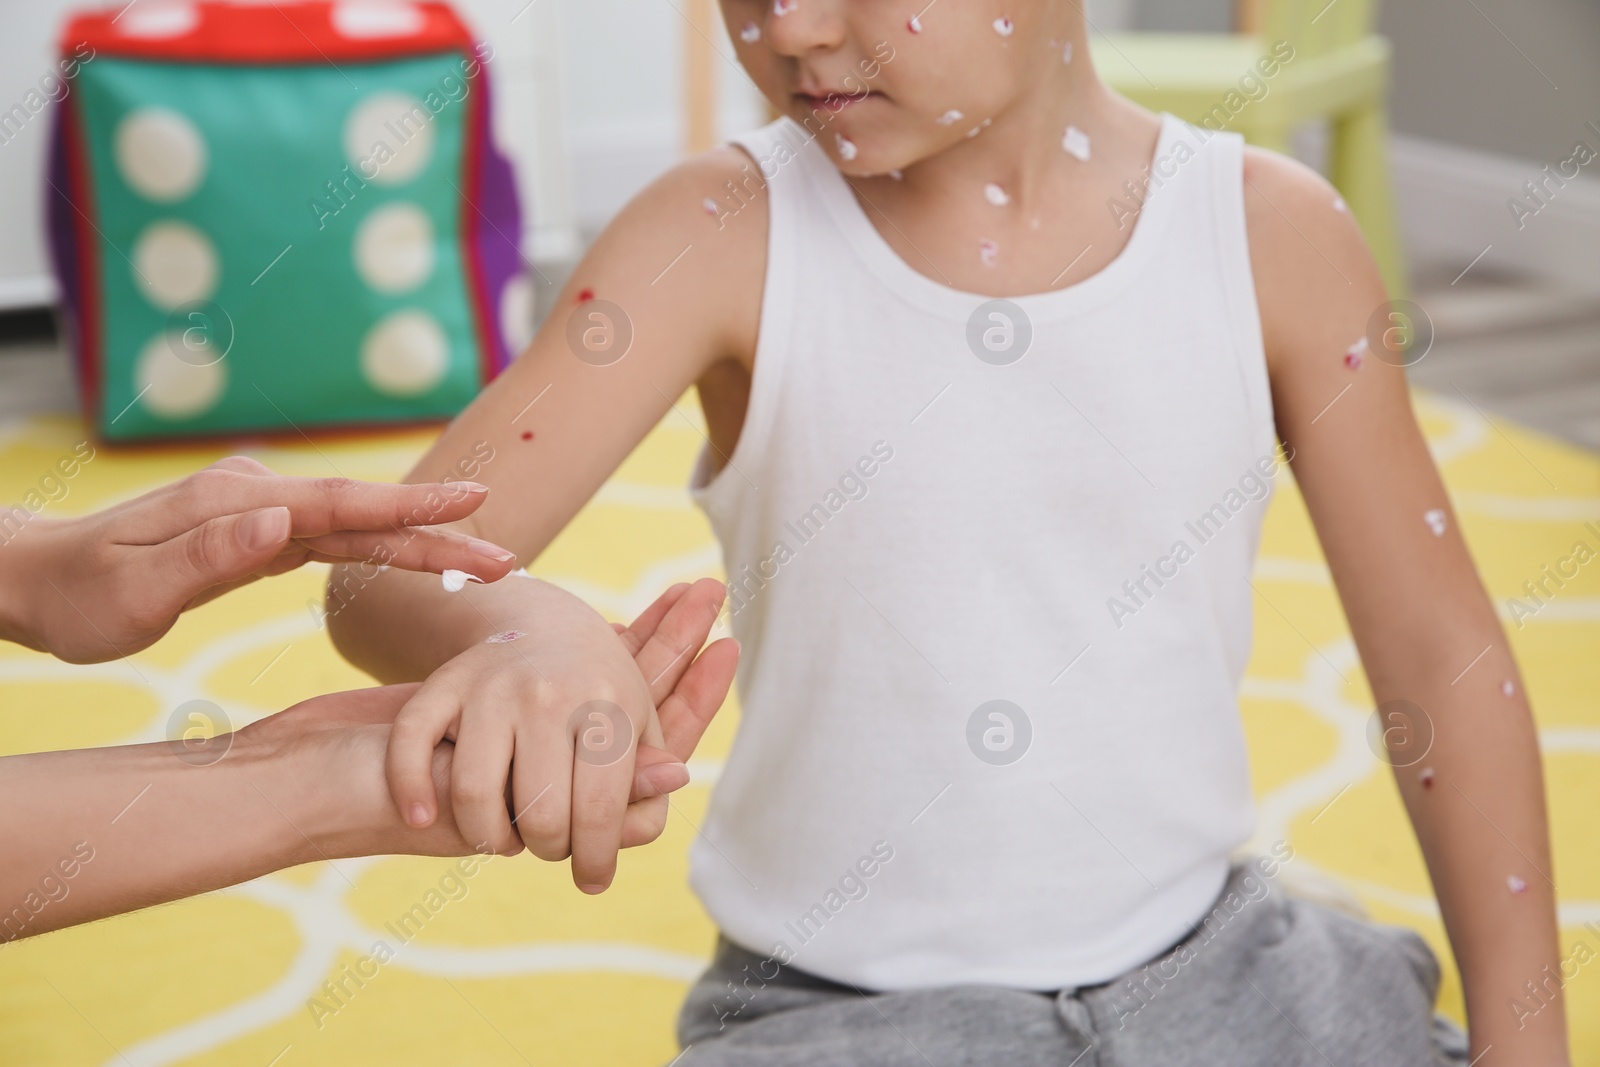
795, 90, 878, 114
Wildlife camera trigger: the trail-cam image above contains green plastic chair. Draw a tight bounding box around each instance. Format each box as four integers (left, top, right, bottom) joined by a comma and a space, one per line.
1091, 0, 1408, 299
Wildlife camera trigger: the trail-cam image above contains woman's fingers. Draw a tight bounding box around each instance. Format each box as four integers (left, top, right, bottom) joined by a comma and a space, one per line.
164, 465, 499, 539
295, 526, 518, 581
631, 743, 690, 800
280, 477, 494, 534
620, 794, 671, 850
132, 465, 518, 613
631, 578, 727, 707
614, 583, 692, 657
204, 455, 274, 476
658, 637, 740, 763
149, 506, 293, 611
386, 686, 462, 829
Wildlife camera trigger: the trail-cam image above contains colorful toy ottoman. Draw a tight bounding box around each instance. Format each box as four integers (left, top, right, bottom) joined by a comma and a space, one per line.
48, 1, 528, 442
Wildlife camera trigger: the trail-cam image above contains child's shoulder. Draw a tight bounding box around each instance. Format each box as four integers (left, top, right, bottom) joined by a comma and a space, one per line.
611, 145, 771, 248
1239, 144, 1349, 246
1237, 145, 1390, 379
575, 146, 768, 369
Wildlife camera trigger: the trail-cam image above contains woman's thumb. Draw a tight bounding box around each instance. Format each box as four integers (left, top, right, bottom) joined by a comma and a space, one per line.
159, 506, 292, 593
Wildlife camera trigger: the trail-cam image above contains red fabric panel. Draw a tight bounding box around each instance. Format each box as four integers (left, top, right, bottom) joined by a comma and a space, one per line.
61, 2, 472, 65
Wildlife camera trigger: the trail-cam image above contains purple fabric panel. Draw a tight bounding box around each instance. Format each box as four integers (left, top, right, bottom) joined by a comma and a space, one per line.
471, 63, 525, 377
45, 102, 88, 391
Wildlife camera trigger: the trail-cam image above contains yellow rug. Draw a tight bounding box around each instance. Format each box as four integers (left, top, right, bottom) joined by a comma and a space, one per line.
0, 391, 1595, 1065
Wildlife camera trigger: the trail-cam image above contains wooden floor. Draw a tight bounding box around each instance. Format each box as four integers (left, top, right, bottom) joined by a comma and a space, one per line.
4, 264, 1599, 452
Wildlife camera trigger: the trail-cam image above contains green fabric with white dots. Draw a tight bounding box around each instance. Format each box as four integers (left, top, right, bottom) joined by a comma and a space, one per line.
76, 54, 482, 440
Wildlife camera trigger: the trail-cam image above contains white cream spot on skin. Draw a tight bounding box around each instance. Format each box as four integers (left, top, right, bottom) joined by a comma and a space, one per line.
1418, 767, 1434, 789
936, 109, 964, 126
739, 21, 760, 42
703, 197, 721, 217
1424, 508, 1448, 537
1502, 679, 1515, 697
1334, 196, 1348, 213
485, 629, 527, 644
984, 183, 1009, 206
992, 16, 1014, 36
1062, 125, 1091, 161
773, 0, 795, 14
835, 133, 858, 161
907, 15, 922, 33
979, 239, 998, 267
1063, 40, 1073, 64
888, 169, 904, 180
1507, 875, 1529, 894
442, 568, 484, 592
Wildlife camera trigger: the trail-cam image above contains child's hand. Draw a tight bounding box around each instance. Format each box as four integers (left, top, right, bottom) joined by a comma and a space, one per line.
385, 578, 734, 893
3, 455, 519, 663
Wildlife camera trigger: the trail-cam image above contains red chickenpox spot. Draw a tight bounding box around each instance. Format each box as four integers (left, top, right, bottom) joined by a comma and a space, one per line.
577, 288, 595, 303
520, 430, 535, 441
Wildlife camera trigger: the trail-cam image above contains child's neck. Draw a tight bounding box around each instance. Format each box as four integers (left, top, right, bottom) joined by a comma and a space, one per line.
845, 52, 1164, 298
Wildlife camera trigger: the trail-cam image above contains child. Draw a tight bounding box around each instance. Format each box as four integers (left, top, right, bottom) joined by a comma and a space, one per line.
327, 1, 1569, 1062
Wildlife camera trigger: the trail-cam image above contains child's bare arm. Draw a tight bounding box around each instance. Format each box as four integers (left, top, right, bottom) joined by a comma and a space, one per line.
1248, 149, 1567, 1064
326, 147, 764, 890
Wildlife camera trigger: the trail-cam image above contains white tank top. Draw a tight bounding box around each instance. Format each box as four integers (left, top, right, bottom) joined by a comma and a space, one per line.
689, 113, 1277, 991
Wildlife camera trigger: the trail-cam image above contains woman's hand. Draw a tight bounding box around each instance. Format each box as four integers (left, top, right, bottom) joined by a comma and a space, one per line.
0, 456, 520, 663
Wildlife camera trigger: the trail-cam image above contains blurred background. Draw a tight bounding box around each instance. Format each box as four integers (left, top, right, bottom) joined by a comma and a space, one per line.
2, 0, 1598, 439
0, 2, 1596, 1065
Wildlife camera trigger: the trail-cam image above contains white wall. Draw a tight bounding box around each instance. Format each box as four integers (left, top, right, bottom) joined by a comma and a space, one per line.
548, 0, 764, 238
0, 0, 79, 308
451, 0, 765, 255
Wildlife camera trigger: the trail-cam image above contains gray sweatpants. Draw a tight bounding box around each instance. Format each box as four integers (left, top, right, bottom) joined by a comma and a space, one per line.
672, 863, 1469, 1066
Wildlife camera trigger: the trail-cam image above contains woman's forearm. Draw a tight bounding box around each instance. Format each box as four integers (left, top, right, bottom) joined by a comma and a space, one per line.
0, 705, 470, 944
0, 735, 315, 942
